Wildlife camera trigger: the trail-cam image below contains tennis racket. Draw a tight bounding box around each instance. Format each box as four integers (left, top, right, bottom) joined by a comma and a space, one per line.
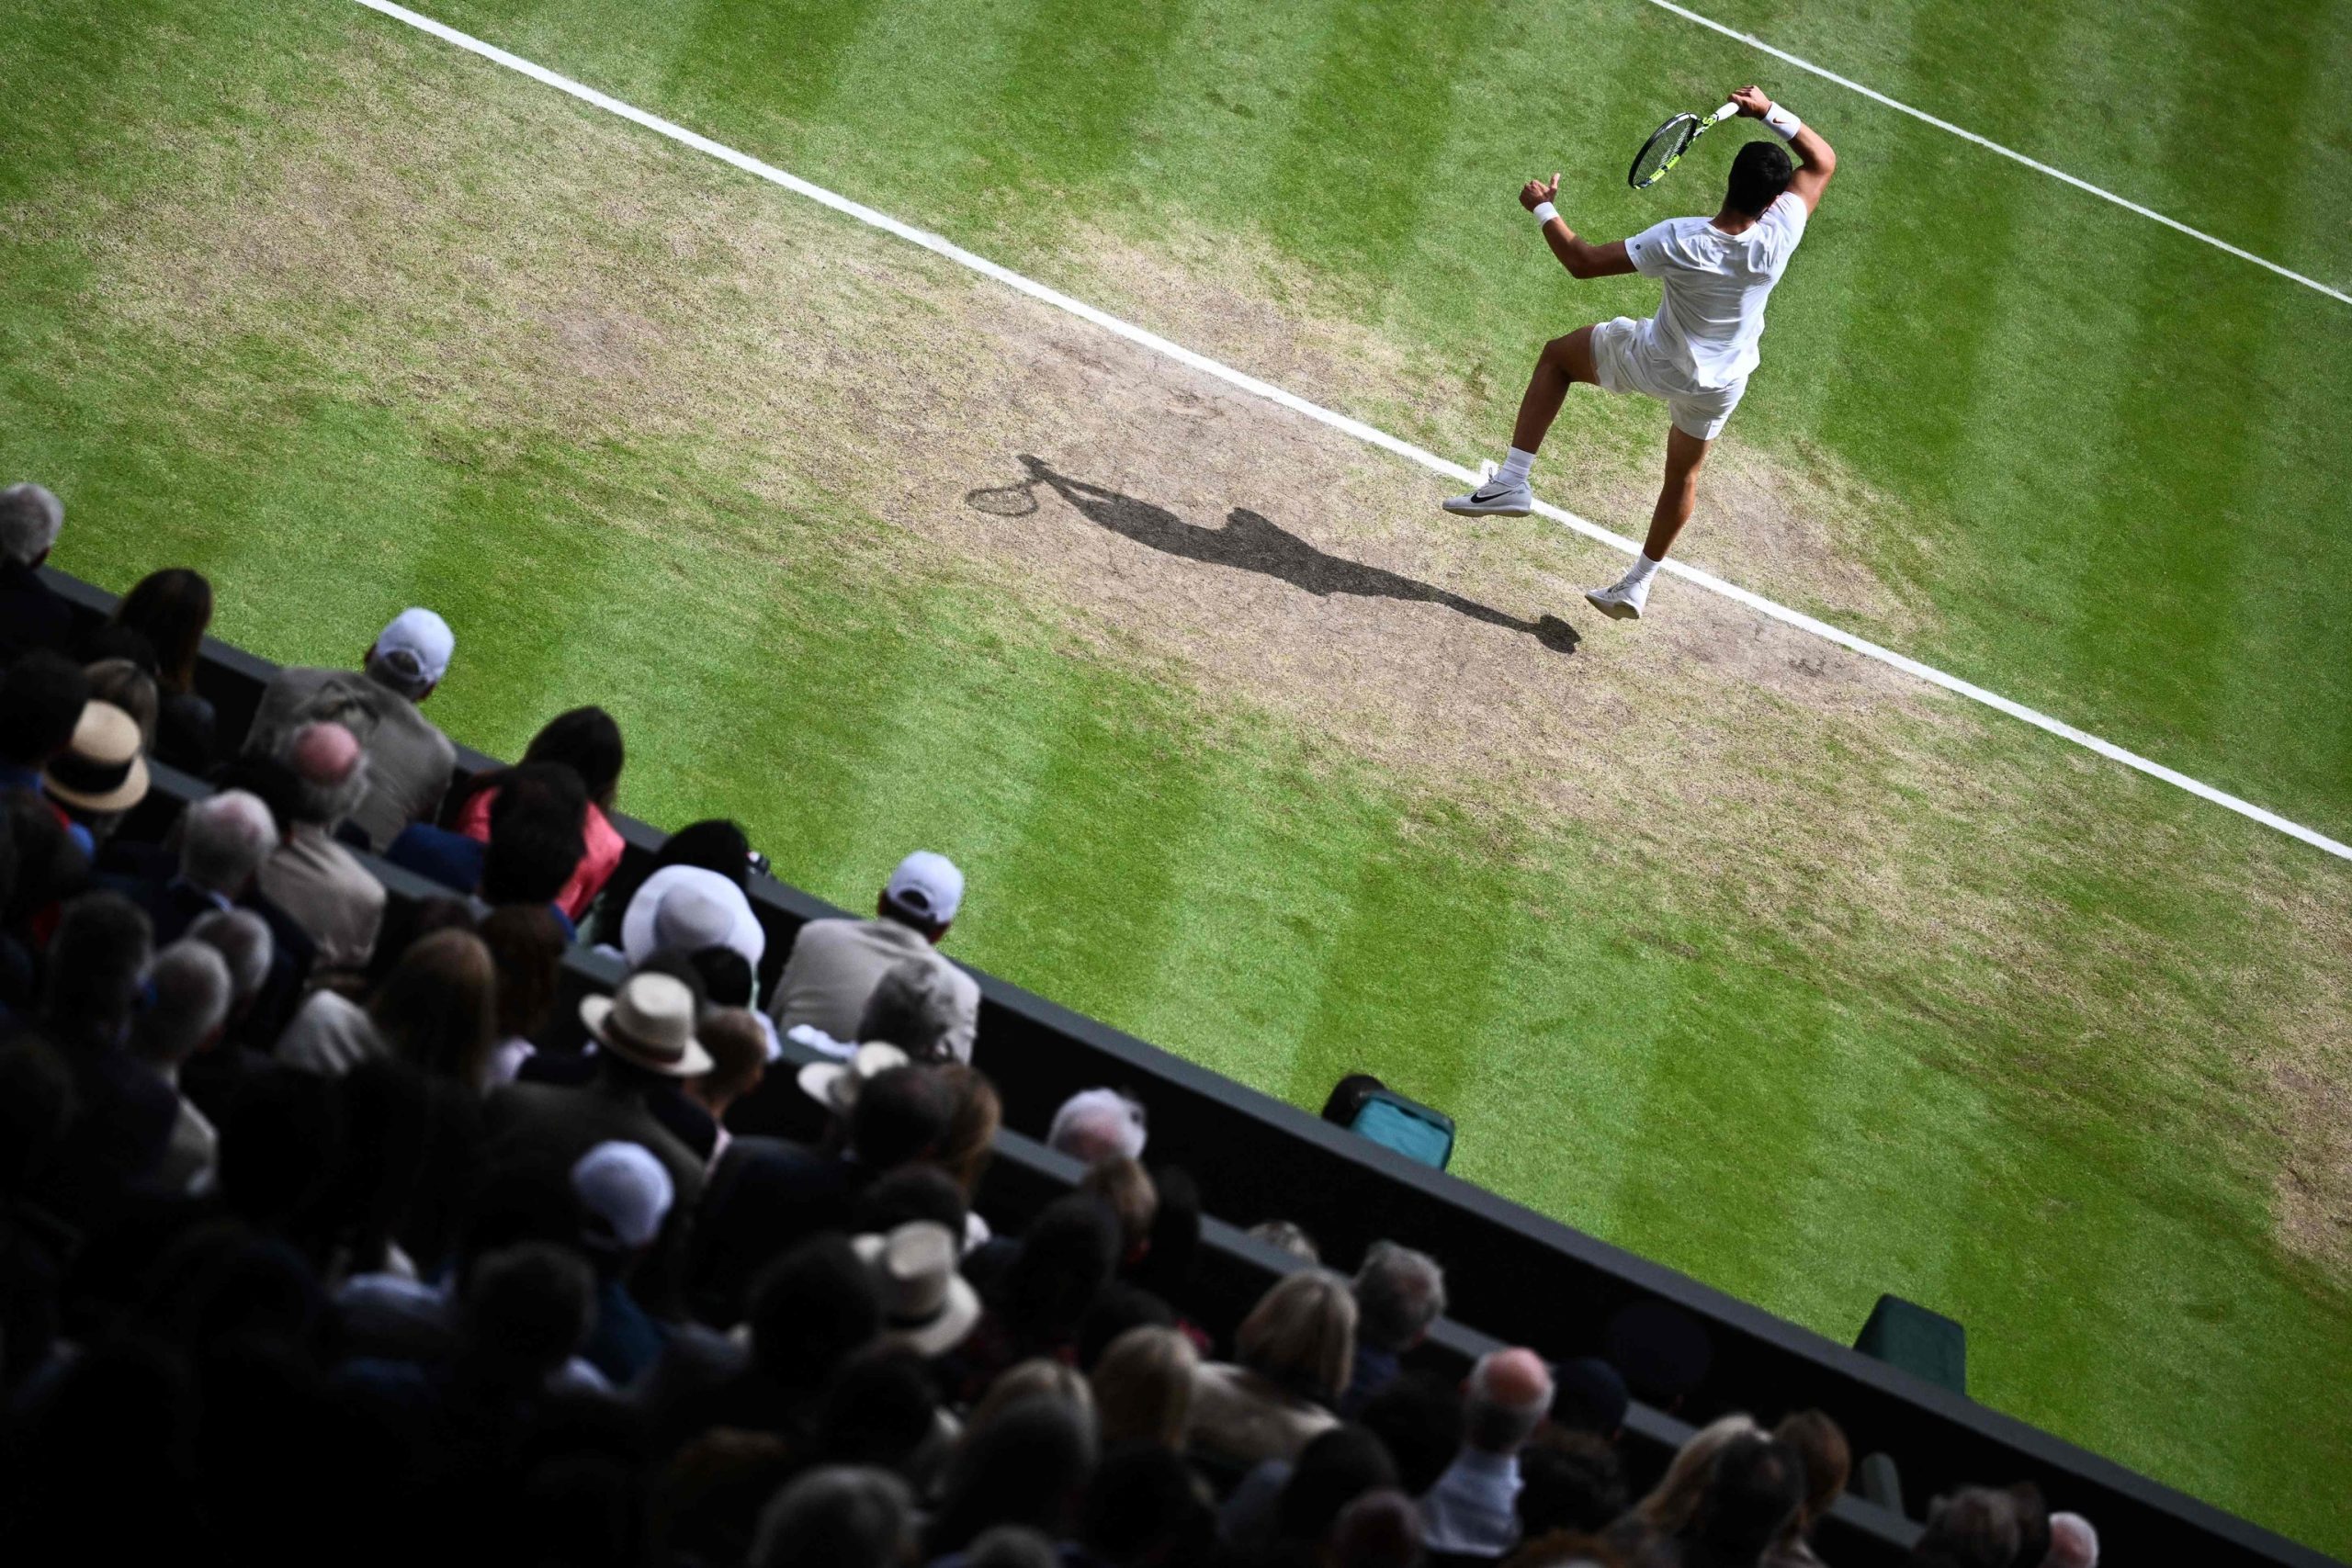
1628, 100, 1741, 190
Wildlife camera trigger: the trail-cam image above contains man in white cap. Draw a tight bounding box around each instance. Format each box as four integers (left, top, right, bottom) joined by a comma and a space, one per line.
571, 1140, 676, 1385
767, 850, 981, 1065
245, 605, 459, 851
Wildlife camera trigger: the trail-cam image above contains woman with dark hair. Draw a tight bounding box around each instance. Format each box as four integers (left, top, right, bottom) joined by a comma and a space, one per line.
948, 1195, 1120, 1403
450, 706, 628, 920
923, 1394, 1096, 1558
480, 904, 566, 1085
278, 928, 500, 1091
110, 568, 217, 768
370, 928, 500, 1089
936, 1063, 1001, 1240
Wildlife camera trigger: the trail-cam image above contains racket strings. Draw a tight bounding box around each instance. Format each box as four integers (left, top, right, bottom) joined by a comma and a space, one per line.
1630, 115, 1697, 189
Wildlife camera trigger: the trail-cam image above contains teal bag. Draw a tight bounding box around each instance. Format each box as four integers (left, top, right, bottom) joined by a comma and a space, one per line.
1349, 1091, 1455, 1170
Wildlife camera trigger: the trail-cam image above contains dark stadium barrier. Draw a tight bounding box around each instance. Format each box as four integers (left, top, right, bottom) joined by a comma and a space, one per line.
49, 567, 2339, 1568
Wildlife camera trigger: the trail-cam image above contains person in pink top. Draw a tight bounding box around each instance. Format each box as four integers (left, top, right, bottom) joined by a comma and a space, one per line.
455, 706, 627, 920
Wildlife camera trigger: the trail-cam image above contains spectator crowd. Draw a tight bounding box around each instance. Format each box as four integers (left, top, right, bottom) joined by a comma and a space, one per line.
1, 482, 2100, 1568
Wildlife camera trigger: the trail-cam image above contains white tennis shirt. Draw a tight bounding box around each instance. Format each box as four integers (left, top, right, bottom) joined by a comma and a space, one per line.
1623, 191, 1808, 389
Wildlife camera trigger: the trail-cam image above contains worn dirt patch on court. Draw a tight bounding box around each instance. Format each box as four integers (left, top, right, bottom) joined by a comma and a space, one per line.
77, 17, 2352, 1280
1045, 224, 1930, 641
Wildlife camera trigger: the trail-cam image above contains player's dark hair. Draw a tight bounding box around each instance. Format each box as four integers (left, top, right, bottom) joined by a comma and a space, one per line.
1725, 140, 1794, 216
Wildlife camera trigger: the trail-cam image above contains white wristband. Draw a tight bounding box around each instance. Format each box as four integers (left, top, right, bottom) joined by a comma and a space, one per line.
1532, 201, 1558, 225
1762, 104, 1803, 142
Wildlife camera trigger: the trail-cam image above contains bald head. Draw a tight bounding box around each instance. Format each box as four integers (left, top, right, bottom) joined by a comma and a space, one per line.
1464, 1347, 1553, 1454
290, 720, 361, 783
281, 721, 368, 827
2043, 1513, 2098, 1568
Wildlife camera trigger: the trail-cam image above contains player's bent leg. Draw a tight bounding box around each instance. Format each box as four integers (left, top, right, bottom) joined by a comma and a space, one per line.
1442, 325, 1605, 518
1510, 326, 1601, 453
1585, 421, 1714, 623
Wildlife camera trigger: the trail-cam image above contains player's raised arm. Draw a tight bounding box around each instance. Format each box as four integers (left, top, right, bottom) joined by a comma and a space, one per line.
1521, 174, 1636, 280
1730, 85, 1836, 212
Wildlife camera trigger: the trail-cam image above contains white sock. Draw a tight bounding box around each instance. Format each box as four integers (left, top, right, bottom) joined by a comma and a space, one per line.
1623, 552, 1661, 587
1497, 446, 1536, 485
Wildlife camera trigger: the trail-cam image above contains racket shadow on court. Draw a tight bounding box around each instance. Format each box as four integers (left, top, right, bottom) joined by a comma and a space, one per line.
967, 456, 1577, 655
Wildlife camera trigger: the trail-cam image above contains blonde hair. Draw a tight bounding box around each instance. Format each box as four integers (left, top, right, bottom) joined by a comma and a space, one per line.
968, 1357, 1095, 1441
1080, 1156, 1158, 1259
1236, 1269, 1356, 1404
1634, 1413, 1761, 1534
1091, 1325, 1197, 1449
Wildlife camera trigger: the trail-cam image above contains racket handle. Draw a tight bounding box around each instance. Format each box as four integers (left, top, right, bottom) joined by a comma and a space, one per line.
1709, 101, 1742, 124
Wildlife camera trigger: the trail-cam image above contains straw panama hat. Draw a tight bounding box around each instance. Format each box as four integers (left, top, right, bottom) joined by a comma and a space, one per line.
621, 864, 766, 969
578, 972, 714, 1077
43, 702, 150, 813
854, 1221, 981, 1356
797, 1040, 911, 1116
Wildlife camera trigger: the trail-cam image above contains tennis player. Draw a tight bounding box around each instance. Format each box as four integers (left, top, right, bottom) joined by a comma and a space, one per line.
1443, 85, 1837, 620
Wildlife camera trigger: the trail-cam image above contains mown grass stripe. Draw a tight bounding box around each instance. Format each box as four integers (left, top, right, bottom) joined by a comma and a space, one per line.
1635, 0, 2352, 307
348, 0, 2352, 867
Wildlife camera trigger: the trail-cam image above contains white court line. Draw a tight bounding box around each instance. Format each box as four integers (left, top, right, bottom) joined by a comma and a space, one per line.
348, 0, 2352, 864
1640, 0, 2352, 308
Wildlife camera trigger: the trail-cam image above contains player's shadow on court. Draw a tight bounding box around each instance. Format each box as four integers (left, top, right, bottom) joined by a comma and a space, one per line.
967, 456, 1577, 655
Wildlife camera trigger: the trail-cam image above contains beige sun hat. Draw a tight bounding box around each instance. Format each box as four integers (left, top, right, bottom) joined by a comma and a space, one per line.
578, 972, 714, 1077
43, 702, 150, 813
854, 1220, 981, 1357
797, 1040, 910, 1116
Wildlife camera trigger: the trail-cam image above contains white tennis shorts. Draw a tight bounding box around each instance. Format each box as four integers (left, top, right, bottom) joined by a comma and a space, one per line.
1589, 316, 1746, 441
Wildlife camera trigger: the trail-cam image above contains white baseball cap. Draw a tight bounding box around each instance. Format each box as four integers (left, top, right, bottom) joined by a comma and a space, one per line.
885, 850, 964, 926
373, 607, 455, 688
571, 1139, 674, 1251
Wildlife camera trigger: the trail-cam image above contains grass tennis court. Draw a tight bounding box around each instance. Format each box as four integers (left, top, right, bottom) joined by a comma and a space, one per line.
4, 0, 2348, 1551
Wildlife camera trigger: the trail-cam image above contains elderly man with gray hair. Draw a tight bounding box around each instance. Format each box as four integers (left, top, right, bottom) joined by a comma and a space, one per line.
1344, 1240, 1447, 1415
2042, 1511, 2099, 1568
0, 481, 72, 660
130, 941, 235, 1193
105, 788, 279, 947
255, 720, 385, 974
246, 605, 458, 850
188, 908, 273, 1017
1420, 1346, 1554, 1560
1047, 1087, 1148, 1165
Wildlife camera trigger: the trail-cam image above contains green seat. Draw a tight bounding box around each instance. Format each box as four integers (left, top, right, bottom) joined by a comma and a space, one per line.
1854, 1294, 1966, 1395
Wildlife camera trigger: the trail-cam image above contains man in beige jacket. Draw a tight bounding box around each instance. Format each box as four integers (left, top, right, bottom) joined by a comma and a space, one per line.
246, 607, 458, 851
254, 721, 385, 976
768, 851, 980, 1063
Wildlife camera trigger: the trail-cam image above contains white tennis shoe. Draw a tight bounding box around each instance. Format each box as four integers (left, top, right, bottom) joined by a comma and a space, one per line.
1584, 570, 1652, 621
1442, 462, 1532, 517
